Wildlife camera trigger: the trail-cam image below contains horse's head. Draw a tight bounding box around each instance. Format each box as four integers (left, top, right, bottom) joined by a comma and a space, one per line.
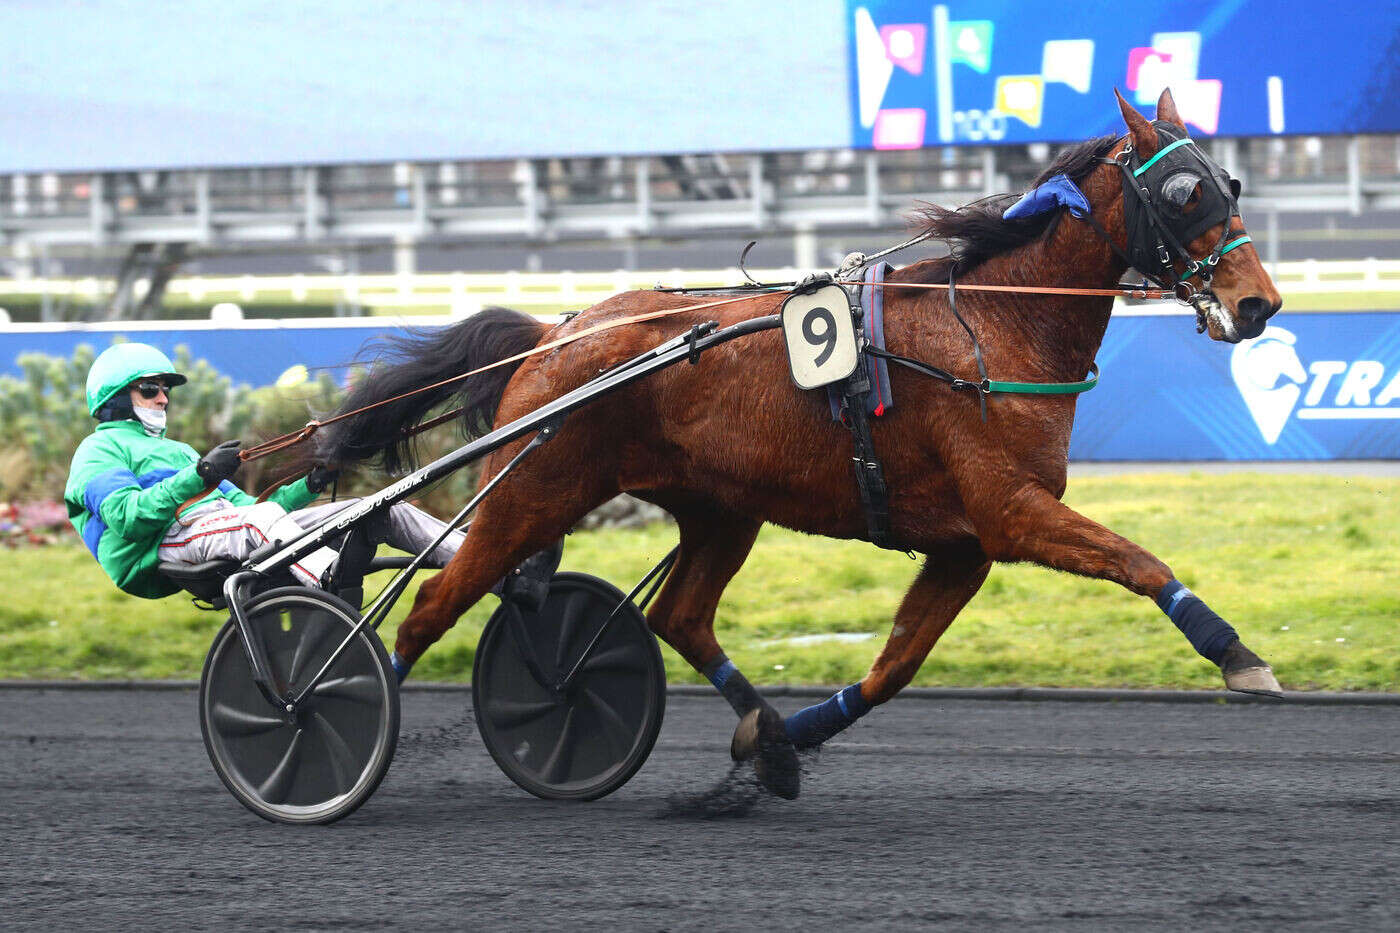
1111, 88, 1281, 343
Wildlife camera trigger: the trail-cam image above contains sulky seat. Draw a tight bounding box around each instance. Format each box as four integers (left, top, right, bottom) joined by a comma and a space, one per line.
160, 541, 416, 610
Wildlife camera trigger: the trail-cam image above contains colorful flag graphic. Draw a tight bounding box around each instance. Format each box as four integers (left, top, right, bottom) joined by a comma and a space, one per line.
946, 19, 993, 73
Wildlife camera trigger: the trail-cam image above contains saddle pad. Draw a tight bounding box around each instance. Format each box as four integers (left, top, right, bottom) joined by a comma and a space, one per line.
828, 262, 895, 420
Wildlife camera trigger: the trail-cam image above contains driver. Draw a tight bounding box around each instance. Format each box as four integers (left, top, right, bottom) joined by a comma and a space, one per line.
65, 342, 464, 600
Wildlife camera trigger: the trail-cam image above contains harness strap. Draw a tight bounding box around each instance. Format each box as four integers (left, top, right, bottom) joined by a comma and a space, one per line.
828, 263, 895, 421
839, 364, 893, 549
830, 285, 893, 549
989, 364, 1099, 394
866, 346, 1099, 396
946, 268, 990, 421
1074, 208, 1151, 286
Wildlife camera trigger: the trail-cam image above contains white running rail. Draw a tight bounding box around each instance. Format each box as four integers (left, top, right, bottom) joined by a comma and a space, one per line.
1, 260, 1397, 317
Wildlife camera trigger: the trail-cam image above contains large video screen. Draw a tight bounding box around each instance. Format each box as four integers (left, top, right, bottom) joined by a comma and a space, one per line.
849, 1, 1400, 148
1, 0, 1394, 173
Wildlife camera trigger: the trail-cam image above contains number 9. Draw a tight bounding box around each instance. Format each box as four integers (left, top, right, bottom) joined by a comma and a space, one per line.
803, 307, 838, 367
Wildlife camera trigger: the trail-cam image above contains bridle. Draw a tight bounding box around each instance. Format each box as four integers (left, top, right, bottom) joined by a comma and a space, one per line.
1075, 125, 1253, 319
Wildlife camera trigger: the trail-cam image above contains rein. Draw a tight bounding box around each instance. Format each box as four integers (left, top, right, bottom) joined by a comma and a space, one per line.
235, 231, 1179, 468
235, 292, 768, 465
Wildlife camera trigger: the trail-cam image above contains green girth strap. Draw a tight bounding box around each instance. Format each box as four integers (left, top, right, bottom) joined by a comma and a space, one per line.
865, 346, 1100, 399
987, 363, 1099, 395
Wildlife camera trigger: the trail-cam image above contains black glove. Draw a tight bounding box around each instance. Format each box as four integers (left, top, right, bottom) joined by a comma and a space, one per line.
306, 463, 339, 495
196, 440, 242, 484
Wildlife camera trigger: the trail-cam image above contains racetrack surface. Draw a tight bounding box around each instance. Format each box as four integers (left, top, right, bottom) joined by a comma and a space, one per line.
3, 688, 1397, 931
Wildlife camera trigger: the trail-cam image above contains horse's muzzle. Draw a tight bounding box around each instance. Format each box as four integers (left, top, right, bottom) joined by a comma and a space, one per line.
1238, 294, 1281, 325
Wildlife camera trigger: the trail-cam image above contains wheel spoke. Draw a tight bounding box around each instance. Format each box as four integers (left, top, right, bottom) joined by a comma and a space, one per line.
258, 728, 305, 804
577, 642, 648, 677
310, 711, 359, 797
582, 686, 635, 759
210, 701, 285, 738
487, 696, 558, 730
537, 706, 577, 786
288, 610, 338, 684
266, 613, 298, 687
312, 674, 384, 705
504, 603, 555, 688
552, 590, 589, 670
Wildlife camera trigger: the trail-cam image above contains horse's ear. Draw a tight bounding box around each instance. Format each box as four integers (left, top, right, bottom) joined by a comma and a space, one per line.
1115, 87, 1158, 158
1155, 87, 1186, 132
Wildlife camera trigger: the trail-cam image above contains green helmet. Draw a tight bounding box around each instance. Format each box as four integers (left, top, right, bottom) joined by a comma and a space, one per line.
85, 343, 188, 416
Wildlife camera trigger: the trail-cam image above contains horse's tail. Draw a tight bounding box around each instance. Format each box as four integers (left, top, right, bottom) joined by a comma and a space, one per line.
317, 306, 549, 472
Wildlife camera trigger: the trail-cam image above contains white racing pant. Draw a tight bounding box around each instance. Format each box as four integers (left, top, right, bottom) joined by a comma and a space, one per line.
159, 498, 467, 589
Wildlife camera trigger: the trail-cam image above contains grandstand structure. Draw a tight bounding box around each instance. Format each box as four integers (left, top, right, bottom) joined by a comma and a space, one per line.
2, 133, 1397, 322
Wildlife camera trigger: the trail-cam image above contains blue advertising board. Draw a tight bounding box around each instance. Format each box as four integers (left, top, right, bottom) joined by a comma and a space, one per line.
850, 0, 1400, 147
1073, 312, 1400, 460
3, 311, 1399, 460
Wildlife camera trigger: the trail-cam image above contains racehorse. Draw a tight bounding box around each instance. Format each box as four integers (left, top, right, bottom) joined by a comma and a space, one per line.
319, 90, 1284, 799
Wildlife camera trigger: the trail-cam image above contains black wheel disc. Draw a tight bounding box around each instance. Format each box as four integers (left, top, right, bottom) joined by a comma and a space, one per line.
199, 587, 399, 825
473, 572, 666, 801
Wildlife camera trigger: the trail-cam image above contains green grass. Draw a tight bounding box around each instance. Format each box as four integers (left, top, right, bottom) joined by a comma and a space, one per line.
1272, 290, 1400, 312
2, 473, 1397, 690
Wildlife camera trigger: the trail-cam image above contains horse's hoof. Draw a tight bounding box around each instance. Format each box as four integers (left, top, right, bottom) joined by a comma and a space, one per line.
730, 708, 801, 800
730, 708, 763, 762
1220, 641, 1284, 698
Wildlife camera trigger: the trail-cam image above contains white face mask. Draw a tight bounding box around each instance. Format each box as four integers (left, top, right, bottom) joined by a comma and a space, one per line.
134, 406, 167, 436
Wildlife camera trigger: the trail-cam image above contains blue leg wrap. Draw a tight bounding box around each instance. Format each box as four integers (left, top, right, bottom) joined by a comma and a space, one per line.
784, 683, 871, 749
1156, 579, 1238, 665
389, 651, 411, 684
702, 655, 764, 716
705, 658, 737, 691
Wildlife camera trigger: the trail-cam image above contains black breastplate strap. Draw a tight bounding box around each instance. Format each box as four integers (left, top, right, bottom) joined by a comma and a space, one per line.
833, 288, 894, 549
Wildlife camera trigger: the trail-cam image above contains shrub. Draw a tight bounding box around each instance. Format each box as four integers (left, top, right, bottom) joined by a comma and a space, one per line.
0, 344, 480, 520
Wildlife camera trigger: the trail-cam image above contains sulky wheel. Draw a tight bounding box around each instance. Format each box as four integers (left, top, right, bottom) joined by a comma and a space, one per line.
199, 587, 399, 825
473, 572, 666, 801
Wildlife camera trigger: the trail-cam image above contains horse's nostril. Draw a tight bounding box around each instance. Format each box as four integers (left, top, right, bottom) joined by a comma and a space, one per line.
1238, 296, 1278, 322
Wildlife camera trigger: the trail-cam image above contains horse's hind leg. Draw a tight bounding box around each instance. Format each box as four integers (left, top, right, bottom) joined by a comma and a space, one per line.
390, 444, 615, 678
781, 542, 991, 750
642, 504, 801, 798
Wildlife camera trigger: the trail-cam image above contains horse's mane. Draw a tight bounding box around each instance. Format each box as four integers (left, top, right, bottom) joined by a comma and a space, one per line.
908, 134, 1120, 282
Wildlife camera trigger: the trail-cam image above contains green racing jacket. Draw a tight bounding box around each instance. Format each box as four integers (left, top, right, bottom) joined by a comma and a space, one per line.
65, 419, 315, 598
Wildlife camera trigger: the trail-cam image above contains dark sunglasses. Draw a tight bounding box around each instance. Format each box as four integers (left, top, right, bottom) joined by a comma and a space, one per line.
134, 380, 172, 399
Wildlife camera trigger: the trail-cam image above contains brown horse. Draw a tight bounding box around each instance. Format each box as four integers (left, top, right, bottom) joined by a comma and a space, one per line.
319, 89, 1283, 799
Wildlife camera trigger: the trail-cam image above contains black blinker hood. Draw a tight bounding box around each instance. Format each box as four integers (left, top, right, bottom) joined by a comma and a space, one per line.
1120, 121, 1242, 284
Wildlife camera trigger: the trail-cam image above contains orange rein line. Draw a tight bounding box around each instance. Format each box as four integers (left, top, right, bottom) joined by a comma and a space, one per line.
237, 276, 1175, 466
236, 291, 772, 464
860, 280, 1173, 300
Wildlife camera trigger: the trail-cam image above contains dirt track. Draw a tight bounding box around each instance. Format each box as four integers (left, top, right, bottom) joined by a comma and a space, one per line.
2, 687, 1397, 930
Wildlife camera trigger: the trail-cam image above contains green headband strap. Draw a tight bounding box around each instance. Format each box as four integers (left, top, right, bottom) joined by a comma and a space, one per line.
1219, 234, 1252, 255
1133, 137, 1195, 176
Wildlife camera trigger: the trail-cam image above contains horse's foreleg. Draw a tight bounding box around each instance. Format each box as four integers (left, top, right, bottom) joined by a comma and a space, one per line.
975, 483, 1281, 696
783, 544, 990, 749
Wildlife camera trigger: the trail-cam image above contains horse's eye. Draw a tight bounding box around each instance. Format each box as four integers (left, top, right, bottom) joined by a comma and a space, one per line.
1229, 177, 1242, 199
1161, 172, 1201, 210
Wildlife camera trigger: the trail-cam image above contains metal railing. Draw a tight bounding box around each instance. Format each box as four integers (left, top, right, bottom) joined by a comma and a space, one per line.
3, 136, 1398, 254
